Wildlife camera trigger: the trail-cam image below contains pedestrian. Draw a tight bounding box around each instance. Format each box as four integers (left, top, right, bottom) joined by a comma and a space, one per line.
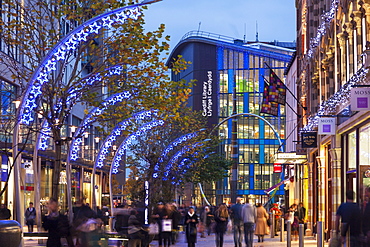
335, 190, 362, 247
128, 208, 147, 247
269, 203, 282, 236
230, 197, 243, 247
214, 204, 229, 247
73, 200, 97, 247
199, 206, 212, 238
25, 202, 36, 232
169, 203, 181, 244
0, 204, 11, 220
287, 204, 299, 241
184, 207, 198, 247
255, 203, 268, 242
151, 201, 170, 247
241, 198, 256, 247
42, 198, 73, 247
362, 186, 370, 245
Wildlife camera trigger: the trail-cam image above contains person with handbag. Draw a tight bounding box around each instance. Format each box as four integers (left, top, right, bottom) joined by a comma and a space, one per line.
152, 202, 169, 247
184, 207, 198, 247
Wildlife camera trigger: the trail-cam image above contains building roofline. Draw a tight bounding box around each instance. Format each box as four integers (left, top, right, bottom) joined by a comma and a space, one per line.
167, 30, 295, 67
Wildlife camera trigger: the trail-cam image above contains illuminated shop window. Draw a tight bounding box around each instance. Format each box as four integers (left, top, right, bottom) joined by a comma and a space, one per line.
348, 130, 357, 169
360, 125, 370, 167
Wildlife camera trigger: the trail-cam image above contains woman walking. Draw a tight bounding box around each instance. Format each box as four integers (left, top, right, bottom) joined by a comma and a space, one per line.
184, 207, 198, 247
255, 203, 269, 243
214, 204, 229, 247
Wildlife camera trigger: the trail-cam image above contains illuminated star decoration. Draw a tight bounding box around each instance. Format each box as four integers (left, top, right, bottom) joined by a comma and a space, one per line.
38, 121, 52, 150
69, 91, 133, 161
95, 110, 158, 169
111, 119, 165, 174
19, 4, 143, 125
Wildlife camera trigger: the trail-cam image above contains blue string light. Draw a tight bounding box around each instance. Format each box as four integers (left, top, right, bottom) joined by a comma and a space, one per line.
111, 119, 165, 174
69, 91, 133, 161
152, 132, 198, 178
95, 110, 158, 169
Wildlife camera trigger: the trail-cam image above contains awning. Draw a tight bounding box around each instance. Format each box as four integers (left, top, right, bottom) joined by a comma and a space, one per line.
264, 177, 293, 194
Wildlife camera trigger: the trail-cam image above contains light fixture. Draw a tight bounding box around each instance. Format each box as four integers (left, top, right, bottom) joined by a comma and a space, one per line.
84, 132, 89, 138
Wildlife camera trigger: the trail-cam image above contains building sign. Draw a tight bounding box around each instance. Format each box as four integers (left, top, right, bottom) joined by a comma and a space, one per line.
351, 87, 370, 111
301, 132, 317, 148
275, 152, 307, 164
318, 117, 336, 135
273, 164, 282, 173
202, 71, 213, 117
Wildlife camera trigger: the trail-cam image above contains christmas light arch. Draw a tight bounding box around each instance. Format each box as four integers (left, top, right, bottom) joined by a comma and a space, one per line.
94, 109, 158, 169
111, 119, 165, 174
152, 131, 200, 178
18, 2, 149, 125
68, 91, 133, 160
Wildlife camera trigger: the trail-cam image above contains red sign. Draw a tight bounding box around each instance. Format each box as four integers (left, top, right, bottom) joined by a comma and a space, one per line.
273, 164, 282, 173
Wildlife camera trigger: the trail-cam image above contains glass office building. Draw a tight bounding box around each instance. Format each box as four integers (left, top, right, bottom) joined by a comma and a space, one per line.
168, 31, 295, 205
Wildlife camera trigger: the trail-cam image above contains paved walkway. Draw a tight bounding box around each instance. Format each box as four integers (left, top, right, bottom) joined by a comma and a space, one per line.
24, 231, 326, 246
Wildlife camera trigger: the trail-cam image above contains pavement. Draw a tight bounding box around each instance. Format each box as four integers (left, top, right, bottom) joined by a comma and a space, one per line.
23, 230, 326, 247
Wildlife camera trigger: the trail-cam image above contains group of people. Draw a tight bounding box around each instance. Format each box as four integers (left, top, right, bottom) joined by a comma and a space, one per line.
182, 197, 271, 247
178, 198, 306, 247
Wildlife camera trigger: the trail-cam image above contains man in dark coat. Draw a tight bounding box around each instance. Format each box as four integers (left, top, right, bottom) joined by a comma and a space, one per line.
335, 190, 362, 247
25, 202, 36, 232
0, 204, 11, 220
42, 198, 73, 247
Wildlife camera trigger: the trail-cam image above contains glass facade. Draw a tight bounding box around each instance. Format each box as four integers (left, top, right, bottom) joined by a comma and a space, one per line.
216, 45, 292, 204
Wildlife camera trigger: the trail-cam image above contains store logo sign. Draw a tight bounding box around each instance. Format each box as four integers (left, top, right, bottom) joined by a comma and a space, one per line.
351, 87, 370, 111
318, 117, 336, 135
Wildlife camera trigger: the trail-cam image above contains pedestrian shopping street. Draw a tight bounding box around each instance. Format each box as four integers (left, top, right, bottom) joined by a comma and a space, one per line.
23, 228, 322, 247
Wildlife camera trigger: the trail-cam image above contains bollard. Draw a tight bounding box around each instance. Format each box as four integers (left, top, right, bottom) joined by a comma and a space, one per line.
0, 220, 22, 247
271, 211, 275, 238
280, 217, 284, 242
299, 224, 304, 247
317, 221, 323, 247
287, 221, 291, 247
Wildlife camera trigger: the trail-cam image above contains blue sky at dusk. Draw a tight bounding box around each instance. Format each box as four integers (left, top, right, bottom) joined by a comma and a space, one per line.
144, 0, 296, 50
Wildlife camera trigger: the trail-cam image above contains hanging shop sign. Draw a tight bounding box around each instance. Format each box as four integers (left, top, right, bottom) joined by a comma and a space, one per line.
318, 117, 336, 135
301, 132, 317, 148
275, 153, 307, 164
350, 87, 370, 111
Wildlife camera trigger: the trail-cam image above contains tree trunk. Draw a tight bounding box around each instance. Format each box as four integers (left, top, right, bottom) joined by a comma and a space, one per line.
52, 130, 62, 200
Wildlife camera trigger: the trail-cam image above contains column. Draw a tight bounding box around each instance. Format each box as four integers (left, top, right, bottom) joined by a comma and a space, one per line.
316, 156, 326, 223
329, 147, 342, 229
337, 32, 348, 86
305, 161, 313, 236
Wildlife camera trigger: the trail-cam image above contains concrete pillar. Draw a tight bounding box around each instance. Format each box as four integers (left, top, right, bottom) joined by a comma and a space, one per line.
315, 156, 325, 223
329, 147, 342, 229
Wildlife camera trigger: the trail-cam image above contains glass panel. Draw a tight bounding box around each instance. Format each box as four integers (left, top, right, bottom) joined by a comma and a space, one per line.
349, 130, 357, 169
360, 125, 370, 166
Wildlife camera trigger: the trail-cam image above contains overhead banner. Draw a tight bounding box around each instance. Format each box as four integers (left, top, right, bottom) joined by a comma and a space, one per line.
351, 87, 370, 111
301, 132, 317, 148
318, 117, 336, 135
